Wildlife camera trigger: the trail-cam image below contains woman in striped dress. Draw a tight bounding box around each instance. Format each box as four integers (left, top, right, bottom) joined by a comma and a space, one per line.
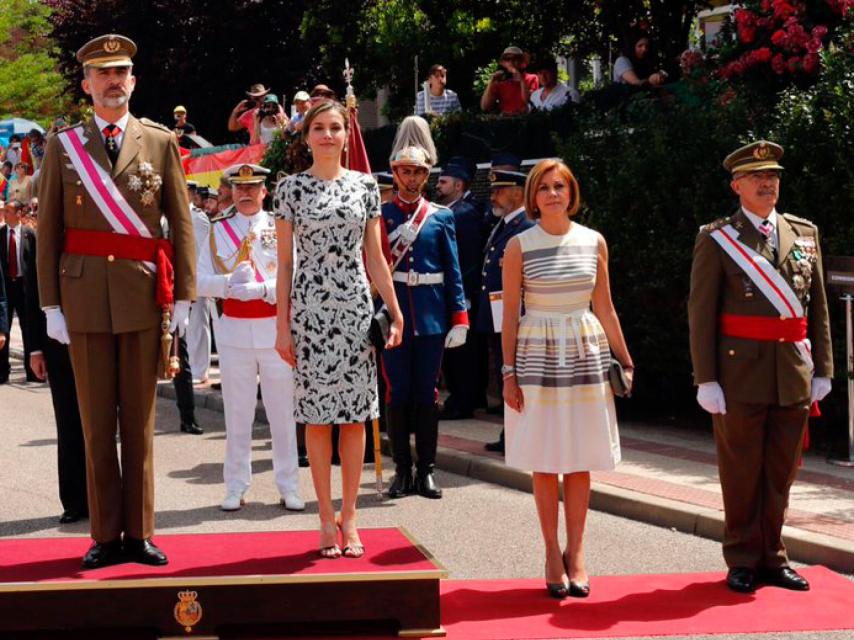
501, 159, 633, 599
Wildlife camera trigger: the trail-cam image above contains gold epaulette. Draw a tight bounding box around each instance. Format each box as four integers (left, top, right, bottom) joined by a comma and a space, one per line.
699, 215, 733, 233
781, 212, 816, 228
139, 117, 172, 133
56, 122, 83, 133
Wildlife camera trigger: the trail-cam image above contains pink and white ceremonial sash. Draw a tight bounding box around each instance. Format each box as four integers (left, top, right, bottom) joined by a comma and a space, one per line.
219, 218, 265, 284
710, 224, 813, 371
57, 127, 155, 270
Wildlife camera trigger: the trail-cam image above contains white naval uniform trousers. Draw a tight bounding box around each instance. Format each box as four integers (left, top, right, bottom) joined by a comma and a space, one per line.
188, 206, 212, 381
196, 209, 299, 497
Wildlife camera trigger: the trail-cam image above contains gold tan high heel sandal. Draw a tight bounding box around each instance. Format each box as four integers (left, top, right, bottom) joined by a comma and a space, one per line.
319, 522, 341, 559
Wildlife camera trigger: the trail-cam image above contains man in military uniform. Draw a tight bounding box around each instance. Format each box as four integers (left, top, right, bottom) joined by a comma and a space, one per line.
478, 167, 534, 451
688, 140, 832, 593
196, 163, 303, 513
435, 162, 485, 420
186, 179, 212, 386
383, 145, 469, 499
37, 34, 196, 568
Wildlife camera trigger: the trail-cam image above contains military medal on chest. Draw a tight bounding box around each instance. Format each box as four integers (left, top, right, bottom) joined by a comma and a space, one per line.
127, 160, 162, 206
259, 227, 277, 250
790, 237, 817, 296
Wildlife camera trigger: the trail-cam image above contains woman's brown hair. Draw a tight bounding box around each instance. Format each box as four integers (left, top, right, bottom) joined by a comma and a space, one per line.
300, 100, 350, 142
523, 158, 581, 220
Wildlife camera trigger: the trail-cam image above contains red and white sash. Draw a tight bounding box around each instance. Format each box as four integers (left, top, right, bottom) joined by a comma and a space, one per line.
57, 126, 155, 270
710, 224, 813, 371
388, 198, 432, 271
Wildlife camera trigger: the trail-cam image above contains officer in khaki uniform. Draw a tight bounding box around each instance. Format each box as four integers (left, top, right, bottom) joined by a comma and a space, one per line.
688, 141, 832, 593
37, 34, 196, 568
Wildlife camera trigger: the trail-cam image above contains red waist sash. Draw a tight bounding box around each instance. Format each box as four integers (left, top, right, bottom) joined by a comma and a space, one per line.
222, 299, 277, 318
64, 228, 175, 306
719, 313, 807, 342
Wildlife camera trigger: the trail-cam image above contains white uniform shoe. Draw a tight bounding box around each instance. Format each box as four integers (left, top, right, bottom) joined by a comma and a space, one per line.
220, 491, 245, 511
280, 492, 305, 511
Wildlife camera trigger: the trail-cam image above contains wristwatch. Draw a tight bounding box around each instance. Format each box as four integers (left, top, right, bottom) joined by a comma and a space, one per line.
500, 364, 516, 377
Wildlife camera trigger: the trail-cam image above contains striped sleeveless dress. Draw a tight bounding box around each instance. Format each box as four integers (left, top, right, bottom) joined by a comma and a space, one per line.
504, 223, 621, 474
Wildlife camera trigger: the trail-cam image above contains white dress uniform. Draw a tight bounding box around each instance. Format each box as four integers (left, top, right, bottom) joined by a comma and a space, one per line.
188, 205, 212, 382
196, 207, 300, 504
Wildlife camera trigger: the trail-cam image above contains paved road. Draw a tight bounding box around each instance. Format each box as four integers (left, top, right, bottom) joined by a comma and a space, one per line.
0, 358, 850, 640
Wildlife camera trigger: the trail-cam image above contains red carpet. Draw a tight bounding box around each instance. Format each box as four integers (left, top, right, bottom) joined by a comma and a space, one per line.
0, 528, 439, 584
275, 567, 853, 640
2, 533, 852, 638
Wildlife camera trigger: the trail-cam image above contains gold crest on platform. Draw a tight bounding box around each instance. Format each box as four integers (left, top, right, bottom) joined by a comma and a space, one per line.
174, 590, 203, 632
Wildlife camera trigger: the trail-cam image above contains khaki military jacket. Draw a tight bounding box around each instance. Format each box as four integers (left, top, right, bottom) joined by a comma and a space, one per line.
688, 209, 832, 406
37, 115, 196, 333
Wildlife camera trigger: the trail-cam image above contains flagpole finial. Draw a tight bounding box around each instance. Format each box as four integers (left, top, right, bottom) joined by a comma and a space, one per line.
343, 57, 356, 109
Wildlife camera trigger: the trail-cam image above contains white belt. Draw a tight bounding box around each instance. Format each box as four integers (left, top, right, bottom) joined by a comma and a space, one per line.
526, 307, 592, 367
392, 271, 444, 286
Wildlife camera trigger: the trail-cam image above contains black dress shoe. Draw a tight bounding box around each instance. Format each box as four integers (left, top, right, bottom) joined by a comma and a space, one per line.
726, 567, 757, 593
59, 508, 88, 524
387, 470, 414, 498
180, 421, 204, 435
123, 537, 168, 566
761, 567, 810, 591
298, 454, 310, 468
81, 539, 124, 569
484, 439, 505, 454
569, 581, 590, 598
415, 472, 443, 499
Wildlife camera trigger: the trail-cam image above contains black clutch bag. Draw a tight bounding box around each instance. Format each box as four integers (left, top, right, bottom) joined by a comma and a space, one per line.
609, 358, 632, 398
370, 305, 391, 351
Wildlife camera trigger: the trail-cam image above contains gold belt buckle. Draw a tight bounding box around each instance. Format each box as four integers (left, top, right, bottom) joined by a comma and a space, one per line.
407, 271, 419, 286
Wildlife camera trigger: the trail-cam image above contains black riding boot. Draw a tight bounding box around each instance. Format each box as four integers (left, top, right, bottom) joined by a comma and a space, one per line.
414, 403, 442, 499
386, 403, 413, 498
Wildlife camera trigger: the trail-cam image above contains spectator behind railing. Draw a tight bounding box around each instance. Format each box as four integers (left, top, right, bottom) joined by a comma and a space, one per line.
228, 83, 288, 145
287, 91, 311, 133
9, 163, 33, 204
27, 130, 46, 172
415, 64, 462, 117
480, 46, 539, 115
530, 57, 581, 111
613, 28, 667, 89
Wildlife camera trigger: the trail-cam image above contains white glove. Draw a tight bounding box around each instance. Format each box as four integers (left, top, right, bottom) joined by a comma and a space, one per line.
444, 325, 468, 349
697, 381, 727, 415
169, 300, 191, 337
229, 281, 266, 301
45, 307, 71, 345
810, 377, 832, 404
229, 262, 255, 285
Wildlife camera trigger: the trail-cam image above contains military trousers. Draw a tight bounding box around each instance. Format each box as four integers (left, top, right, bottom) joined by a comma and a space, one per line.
712, 400, 809, 570
68, 326, 160, 543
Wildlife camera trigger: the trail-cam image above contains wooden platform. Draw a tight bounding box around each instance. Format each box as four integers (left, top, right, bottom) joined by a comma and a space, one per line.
0, 528, 446, 638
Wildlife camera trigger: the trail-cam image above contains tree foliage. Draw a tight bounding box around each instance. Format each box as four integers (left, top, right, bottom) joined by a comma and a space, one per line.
46, 0, 318, 141
44, 0, 714, 133
301, 0, 710, 120
0, 0, 72, 124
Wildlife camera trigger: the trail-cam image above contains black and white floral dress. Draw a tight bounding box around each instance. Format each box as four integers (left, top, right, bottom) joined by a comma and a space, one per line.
274, 170, 381, 424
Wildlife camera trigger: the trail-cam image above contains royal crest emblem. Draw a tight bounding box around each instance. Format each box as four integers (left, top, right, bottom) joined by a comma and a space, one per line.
128, 161, 163, 207
753, 143, 770, 160
173, 590, 203, 633
103, 37, 121, 53
239, 165, 254, 179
